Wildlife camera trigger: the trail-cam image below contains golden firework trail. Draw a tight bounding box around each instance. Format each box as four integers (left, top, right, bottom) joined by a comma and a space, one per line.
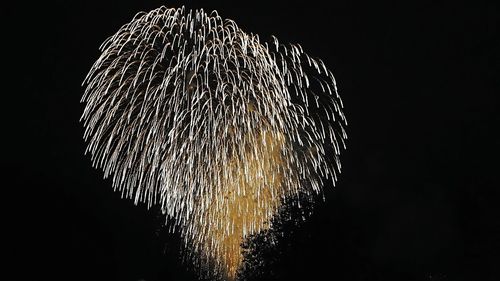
81, 6, 347, 280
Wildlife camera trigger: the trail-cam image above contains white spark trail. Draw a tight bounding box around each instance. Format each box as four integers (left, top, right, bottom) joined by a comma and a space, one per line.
82, 6, 347, 281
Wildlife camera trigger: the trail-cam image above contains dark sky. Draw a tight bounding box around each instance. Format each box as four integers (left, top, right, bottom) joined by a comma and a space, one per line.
6, 1, 498, 281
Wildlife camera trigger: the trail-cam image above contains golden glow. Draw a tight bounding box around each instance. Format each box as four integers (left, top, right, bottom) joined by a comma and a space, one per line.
197, 129, 289, 280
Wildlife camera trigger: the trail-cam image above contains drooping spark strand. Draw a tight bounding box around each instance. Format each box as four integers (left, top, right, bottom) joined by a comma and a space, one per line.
81, 6, 347, 280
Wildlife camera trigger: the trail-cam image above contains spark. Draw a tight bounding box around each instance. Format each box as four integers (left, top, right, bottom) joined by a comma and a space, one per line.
81, 6, 347, 280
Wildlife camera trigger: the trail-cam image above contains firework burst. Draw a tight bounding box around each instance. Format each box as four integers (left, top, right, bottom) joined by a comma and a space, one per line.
81, 6, 347, 280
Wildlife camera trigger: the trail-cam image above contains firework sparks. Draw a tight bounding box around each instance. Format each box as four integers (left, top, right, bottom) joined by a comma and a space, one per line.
81, 6, 347, 280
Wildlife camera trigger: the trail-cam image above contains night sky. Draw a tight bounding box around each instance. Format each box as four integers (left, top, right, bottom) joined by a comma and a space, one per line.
6, 1, 498, 281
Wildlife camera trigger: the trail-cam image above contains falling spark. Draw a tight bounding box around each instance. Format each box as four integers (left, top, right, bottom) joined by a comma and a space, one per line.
81, 6, 347, 280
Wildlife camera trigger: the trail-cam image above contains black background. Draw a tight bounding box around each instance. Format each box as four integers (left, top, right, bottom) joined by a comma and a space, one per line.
6, 1, 499, 280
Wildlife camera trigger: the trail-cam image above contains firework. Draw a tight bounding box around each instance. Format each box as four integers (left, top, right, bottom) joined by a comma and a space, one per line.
81, 6, 347, 280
